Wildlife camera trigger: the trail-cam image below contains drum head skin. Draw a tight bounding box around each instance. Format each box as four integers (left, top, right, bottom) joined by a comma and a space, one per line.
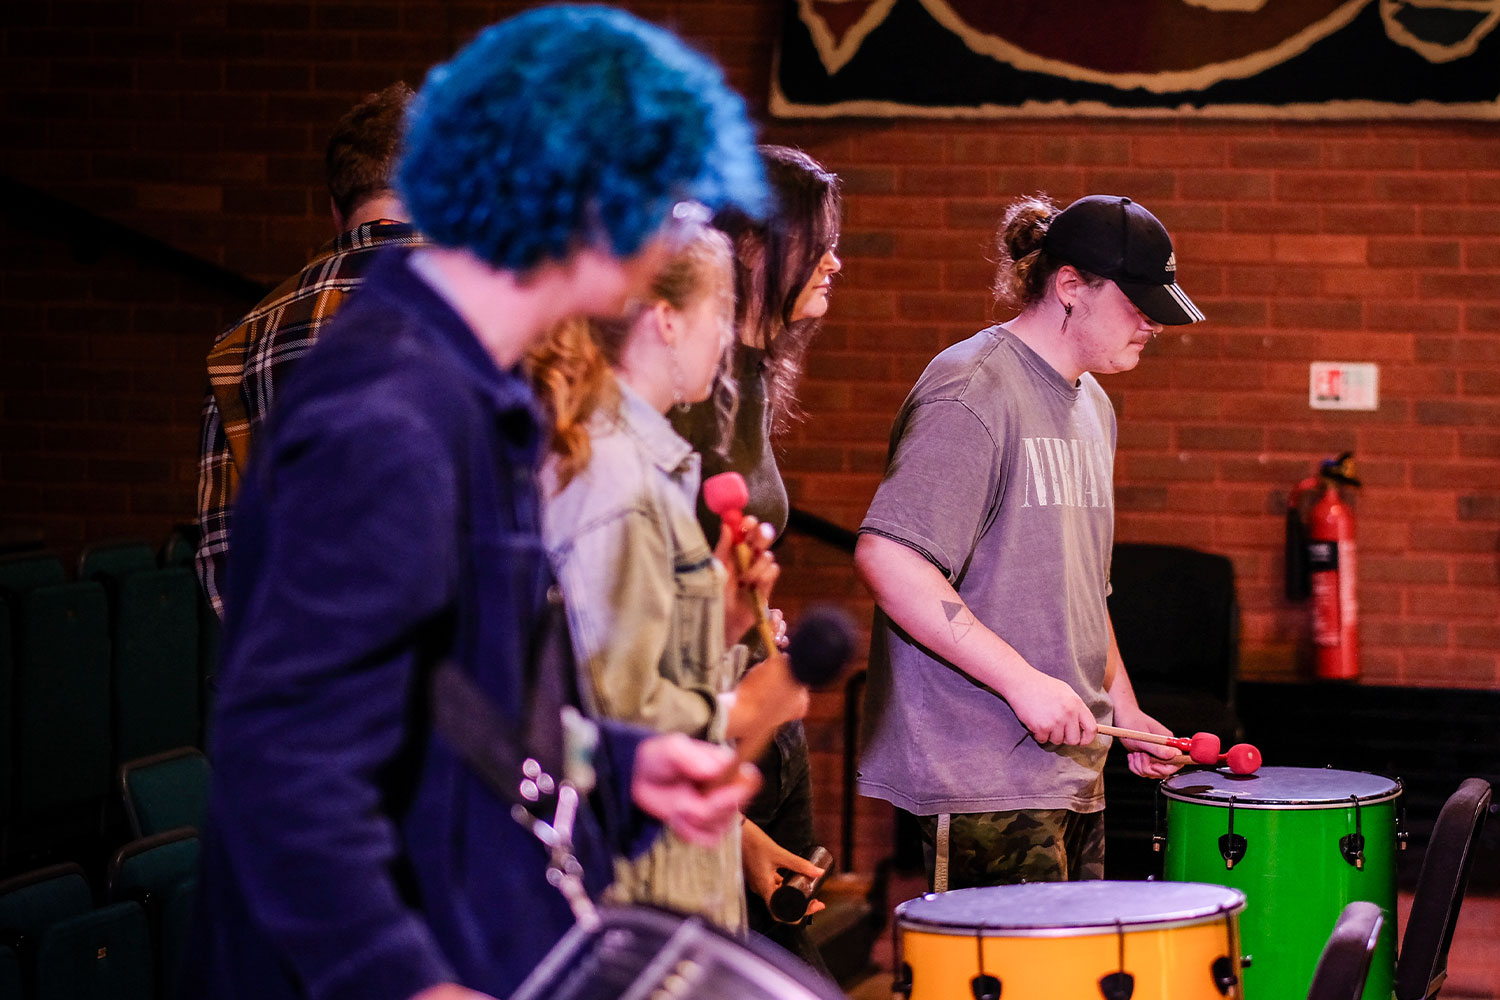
1161, 765, 1402, 809
895, 881, 1245, 936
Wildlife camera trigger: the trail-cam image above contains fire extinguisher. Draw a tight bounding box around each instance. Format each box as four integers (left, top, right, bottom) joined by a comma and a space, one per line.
1285, 452, 1362, 680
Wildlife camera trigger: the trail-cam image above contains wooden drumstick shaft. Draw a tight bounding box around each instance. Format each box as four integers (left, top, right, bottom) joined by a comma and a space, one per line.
731, 539, 782, 656
1097, 723, 1185, 749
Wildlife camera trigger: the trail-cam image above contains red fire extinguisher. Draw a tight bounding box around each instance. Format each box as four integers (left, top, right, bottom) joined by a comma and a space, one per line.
1286, 452, 1362, 680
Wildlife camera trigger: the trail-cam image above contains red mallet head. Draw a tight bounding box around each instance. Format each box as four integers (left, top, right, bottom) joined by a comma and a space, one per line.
702, 471, 749, 541
1188, 732, 1223, 766
1225, 743, 1262, 775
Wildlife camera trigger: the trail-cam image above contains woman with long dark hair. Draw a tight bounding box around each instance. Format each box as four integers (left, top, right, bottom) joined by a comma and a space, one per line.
672, 144, 843, 969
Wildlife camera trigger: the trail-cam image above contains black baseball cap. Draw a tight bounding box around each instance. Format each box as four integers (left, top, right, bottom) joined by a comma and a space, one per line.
1043, 195, 1204, 326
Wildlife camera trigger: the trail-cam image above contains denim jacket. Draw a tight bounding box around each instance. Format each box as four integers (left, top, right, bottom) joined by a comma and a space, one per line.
544, 381, 748, 930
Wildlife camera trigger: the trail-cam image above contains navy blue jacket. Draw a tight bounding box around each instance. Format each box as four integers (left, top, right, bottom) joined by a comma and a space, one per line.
183, 251, 650, 1000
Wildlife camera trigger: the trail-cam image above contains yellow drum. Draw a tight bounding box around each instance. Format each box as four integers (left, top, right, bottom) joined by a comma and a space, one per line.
895, 881, 1246, 1000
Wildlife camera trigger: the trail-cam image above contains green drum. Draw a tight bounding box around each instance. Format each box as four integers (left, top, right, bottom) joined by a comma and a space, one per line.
1161, 766, 1402, 1000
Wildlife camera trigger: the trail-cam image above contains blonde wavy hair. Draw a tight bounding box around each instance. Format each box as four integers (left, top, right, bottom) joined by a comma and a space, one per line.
528, 227, 737, 489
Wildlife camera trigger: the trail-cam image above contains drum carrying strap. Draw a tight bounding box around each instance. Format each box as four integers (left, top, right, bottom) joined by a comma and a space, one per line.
934, 813, 952, 892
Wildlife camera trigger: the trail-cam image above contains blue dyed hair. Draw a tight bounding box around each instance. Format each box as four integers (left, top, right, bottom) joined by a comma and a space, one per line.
399, 5, 766, 271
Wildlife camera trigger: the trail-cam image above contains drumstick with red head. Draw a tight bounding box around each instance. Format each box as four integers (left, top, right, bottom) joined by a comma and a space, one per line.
1098, 724, 1262, 774
702, 471, 780, 655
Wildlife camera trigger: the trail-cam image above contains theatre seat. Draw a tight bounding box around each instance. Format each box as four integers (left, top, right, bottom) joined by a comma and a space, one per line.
1308, 901, 1384, 1000
1395, 777, 1492, 1000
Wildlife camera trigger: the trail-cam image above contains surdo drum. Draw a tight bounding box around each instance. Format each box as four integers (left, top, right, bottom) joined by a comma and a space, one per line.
1161, 766, 1402, 1000
507, 904, 846, 1000
894, 881, 1247, 999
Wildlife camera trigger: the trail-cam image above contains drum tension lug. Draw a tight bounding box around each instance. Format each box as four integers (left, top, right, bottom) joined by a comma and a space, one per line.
892, 962, 913, 998
970, 973, 1001, 1000
1218, 798, 1246, 869
1340, 795, 1366, 869
1098, 971, 1134, 999
1211, 956, 1238, 995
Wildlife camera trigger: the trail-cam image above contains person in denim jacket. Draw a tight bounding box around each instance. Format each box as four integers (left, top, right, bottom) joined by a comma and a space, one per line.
533, 228, 809, 931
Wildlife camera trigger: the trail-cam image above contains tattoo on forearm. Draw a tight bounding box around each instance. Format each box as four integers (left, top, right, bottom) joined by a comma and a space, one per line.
941, 600, 975, 643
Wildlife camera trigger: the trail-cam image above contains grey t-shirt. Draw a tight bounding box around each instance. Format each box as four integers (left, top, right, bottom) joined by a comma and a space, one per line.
858, 325, 1117, 815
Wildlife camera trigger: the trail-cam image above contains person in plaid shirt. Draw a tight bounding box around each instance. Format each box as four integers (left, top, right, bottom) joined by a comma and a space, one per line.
195, 82, 424, 618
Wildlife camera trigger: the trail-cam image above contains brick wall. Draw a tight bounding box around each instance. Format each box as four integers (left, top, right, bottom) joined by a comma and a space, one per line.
2, 0, 1498, 874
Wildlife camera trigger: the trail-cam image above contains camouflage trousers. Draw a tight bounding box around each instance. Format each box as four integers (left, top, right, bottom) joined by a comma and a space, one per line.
915, 808, 1105, 891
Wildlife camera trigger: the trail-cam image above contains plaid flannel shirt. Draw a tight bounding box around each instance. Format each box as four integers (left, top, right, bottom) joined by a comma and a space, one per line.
196, 220, 425, 618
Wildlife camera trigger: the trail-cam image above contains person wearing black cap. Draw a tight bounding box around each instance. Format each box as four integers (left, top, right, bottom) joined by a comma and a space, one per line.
853, 193, 1203, 891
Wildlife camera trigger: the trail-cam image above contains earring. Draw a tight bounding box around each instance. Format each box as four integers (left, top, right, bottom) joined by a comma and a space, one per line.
1061, 301, 1072, 334
667, 343, 689, 412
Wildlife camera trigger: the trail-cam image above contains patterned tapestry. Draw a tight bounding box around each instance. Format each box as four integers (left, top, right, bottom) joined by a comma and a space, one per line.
772, 0, 1500, 118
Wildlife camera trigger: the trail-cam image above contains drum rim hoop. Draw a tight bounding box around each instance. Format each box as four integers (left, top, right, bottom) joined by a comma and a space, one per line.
1160, 767, 1402, 808
894, 884, 1247, 935
896, 905, 1245, 937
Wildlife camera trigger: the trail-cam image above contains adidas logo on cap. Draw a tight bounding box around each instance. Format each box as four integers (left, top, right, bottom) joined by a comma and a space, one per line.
1165, 252, 1176, 274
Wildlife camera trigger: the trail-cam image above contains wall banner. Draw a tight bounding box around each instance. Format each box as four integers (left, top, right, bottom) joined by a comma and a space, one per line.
772, 0, 1500, 119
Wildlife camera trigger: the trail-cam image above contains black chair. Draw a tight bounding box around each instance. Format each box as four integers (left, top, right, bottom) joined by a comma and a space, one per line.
109, 829, 200, 999
1103, 542, 1241, 877
78, 540, 157, 583
1307, 901, 1384, 1000
105, 568, 202, 764
119, 748, 210, 839
1395, 777, 1492, 1000
0, 861, 152, 1000
12, 581, 113, 821
0, 552, 66, 593
1106, 542, 1241, 741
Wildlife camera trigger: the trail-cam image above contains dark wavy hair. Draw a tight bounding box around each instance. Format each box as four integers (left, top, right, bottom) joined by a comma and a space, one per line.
325, 82, 412, 221
714, 145, 841, 434
398, 5, 765, 271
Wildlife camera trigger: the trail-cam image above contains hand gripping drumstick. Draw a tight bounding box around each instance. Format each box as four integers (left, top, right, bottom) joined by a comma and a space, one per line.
702, 471, 779, 655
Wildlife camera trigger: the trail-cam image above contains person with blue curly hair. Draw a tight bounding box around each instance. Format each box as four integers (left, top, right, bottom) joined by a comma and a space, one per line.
184, 8, 769, 1000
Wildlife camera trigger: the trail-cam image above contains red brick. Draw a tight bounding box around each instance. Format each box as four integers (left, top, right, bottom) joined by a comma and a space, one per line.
1367, 301, 1461, 332
1083, 169, 1176, 199
993, 168, 1086, 200
1421, 207, 1500, 236
1418, 273, 1500, 301
1230, 140, 1322, 168
1276, 172, 1375, 202
848, 196, 944, 229
1417, 142, 1500, 170
1408, 588, 1500, 620
1319, 268, 1416, 299
1419, 400, 1500, 427
1458, 432, 1500, 458
951, 134, 1039, 166
1465, 240, 1500, 269
1040, 136, 1130, 167
1322, 205, 1417, 235
1271, 234, 1368, 265
1465, 305, 1500, 331
898, 166, 988, 197
1469, 174, 1500, 202
1186, 233, 1273, 264
1228, 204, 1321, 234
1268, 299, 1363, 330
1134, 137, 1225, 168
852, 132, 947, 165
1371, 173, 1466, 203
1326, 142, 1416, 170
